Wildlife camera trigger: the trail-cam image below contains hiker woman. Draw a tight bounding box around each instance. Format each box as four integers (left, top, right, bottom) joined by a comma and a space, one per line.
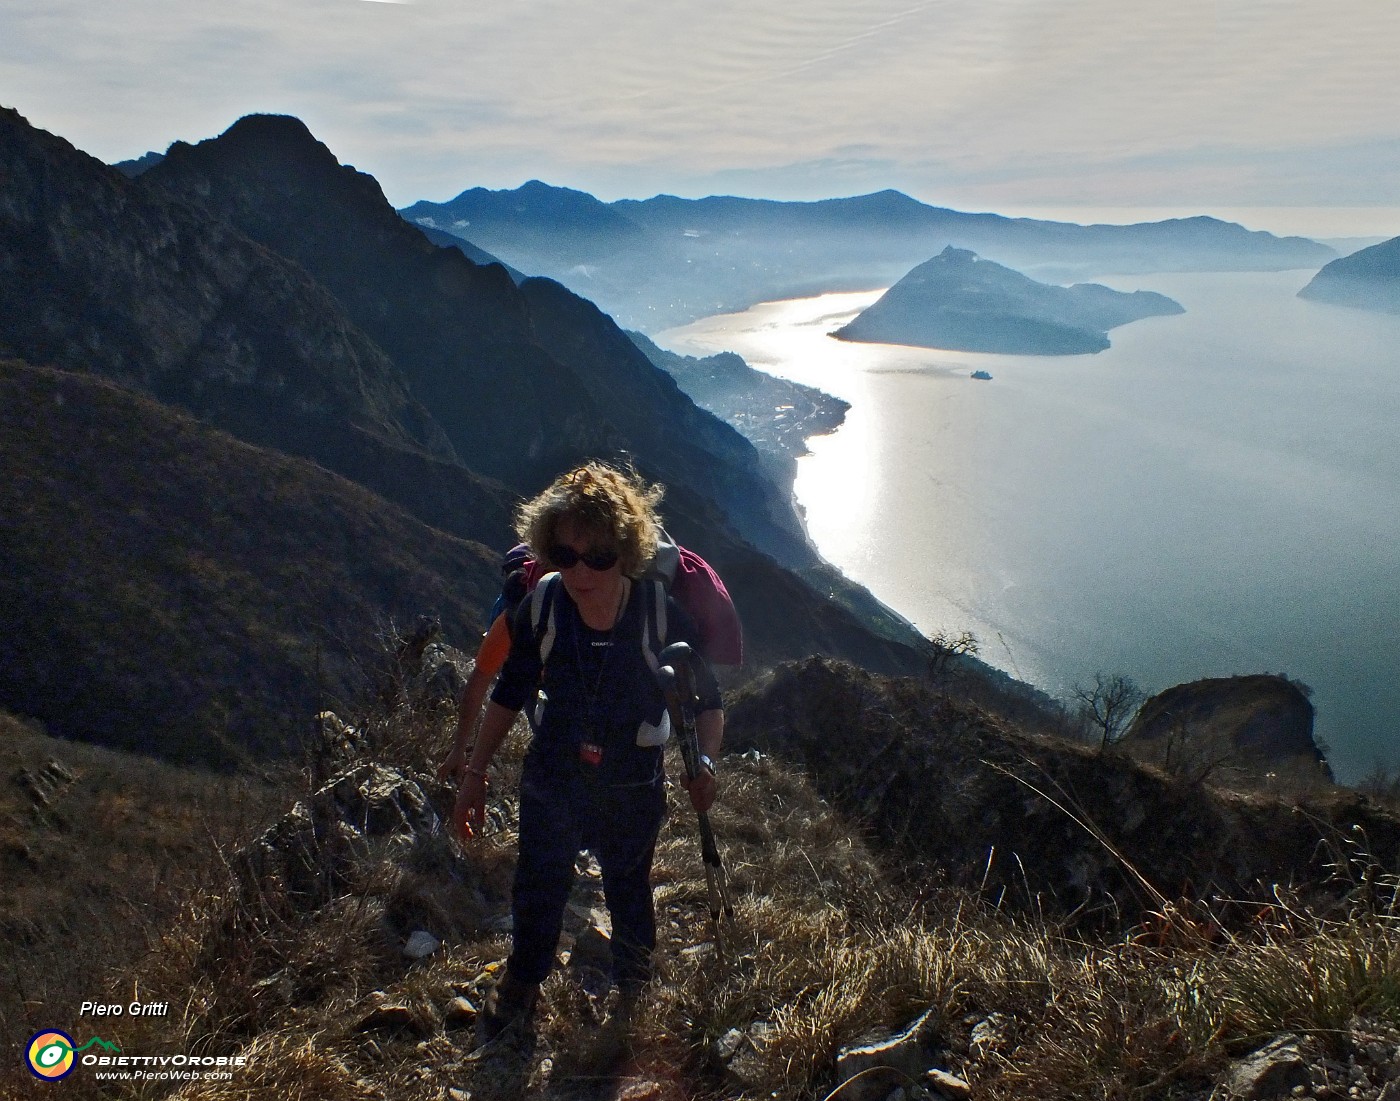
452, 462, 724, 1038
440, 531, 740, 790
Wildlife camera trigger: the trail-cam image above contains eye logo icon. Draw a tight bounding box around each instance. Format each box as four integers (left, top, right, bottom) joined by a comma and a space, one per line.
25, 1032, 120, 1080
26, 1030, 76, 1080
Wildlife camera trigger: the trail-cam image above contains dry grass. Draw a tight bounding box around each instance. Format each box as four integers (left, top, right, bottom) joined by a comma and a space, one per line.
0, 713, 284, 1066
1203, 916, 1400, 1048
11, 690, 1400, 1101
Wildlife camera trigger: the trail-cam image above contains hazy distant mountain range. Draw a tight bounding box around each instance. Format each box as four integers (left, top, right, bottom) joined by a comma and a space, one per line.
833, 246, 1185, 355
402, 181, 1336, 331
1298, 235, 1400, 313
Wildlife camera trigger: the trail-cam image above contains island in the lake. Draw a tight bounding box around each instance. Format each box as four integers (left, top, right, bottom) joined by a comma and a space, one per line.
1297, 235, 1400, 314
832, 246, 1185, 355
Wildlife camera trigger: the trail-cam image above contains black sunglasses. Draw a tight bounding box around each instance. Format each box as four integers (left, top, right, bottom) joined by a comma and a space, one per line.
548, 544, 620, 571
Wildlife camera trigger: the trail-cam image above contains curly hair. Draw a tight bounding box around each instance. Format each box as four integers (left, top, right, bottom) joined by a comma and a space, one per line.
515, 462, 664, 577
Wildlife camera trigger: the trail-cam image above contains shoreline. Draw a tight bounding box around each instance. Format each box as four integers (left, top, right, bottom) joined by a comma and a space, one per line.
657, 276, 1400, 785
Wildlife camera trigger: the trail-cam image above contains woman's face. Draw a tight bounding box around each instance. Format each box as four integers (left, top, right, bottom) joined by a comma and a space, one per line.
549, 517, 623, 605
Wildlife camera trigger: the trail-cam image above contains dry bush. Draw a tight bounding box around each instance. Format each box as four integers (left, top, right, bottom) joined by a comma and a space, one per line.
1203, 916, 1400, 1049
979, 941, 1217, 1101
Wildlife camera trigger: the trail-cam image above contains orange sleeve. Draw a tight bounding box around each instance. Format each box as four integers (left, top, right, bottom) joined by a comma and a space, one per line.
473, 613, 512, 681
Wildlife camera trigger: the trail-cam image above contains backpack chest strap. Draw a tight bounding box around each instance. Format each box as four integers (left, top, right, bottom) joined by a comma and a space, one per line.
531, 575, 667, 669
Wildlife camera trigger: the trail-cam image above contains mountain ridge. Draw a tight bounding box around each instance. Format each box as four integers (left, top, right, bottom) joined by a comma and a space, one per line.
403, 179, 1336, 329
0, 104, 526, 556
0, 105, 936, 770
143, 114, 813, 567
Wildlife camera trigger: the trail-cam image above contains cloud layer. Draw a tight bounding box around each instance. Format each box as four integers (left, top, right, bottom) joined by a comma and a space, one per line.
2, 0, 1398, 208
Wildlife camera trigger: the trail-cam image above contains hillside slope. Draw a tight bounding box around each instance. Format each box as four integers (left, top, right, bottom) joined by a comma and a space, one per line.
15, 662, 1400, 1101
1, 106, 933, 733
0, 711, 284, 1051
726, 658, 1395, 919
0, 105, 518, 552
0, 358, 498, 765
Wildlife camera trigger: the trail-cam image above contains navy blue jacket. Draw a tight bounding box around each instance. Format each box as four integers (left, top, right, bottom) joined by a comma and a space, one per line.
491, 578, 721, 785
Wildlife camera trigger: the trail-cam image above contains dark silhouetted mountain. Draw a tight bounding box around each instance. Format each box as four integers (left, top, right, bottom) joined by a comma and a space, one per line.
113, 150, 164, 177
0, 106, 521, 552
413, 222, 525, 282
141, 117, 596, 487
403, 183, 1334, 330
0, 107, 932, 767
833, 247, 1184, 355
1298, 235, 1400, 313
141, 115, 810, 566
0, 109, 443, 458
0, 357, 499, 766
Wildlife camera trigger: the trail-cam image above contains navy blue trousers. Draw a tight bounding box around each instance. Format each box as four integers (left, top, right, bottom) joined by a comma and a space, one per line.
507, 750, 667, 993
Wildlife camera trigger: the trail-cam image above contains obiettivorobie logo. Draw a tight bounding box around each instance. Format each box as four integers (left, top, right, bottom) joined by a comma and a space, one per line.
25, 1027, 247, 1083
26, 1031, 121, 1080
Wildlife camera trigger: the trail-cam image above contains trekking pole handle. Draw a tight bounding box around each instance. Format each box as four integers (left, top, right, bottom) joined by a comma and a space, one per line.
660, 665, 721, 864
658, 641, 693, 668
658, 665, 701, 783
658, 642, 695, 698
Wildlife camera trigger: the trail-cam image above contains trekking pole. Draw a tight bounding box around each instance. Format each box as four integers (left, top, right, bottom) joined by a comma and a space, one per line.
657, 642, 735, 946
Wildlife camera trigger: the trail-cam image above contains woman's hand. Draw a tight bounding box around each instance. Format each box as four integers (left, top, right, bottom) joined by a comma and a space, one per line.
685, 769, 716, 814
438, 742, 468, 784
689, 710, 724, 814
454, 771, 489, 840
451, 703, 515, 840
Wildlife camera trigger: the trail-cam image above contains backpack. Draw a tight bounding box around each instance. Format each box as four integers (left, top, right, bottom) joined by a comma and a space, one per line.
489, 531, 743, 668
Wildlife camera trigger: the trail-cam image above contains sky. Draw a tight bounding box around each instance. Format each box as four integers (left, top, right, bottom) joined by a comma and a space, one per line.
3, 0, 1400, 220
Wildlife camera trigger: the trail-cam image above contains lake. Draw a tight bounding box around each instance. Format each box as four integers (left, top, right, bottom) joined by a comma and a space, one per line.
660, 265, 1400, 784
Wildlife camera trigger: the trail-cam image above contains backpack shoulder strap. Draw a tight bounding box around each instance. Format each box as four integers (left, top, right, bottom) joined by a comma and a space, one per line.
639, 577, 667, 677
531, 572, 562, 666
649, 527, 681, 586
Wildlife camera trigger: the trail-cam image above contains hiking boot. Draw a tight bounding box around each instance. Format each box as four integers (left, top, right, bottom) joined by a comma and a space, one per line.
605, 987, 637, 1039
577, 988, 639, 1072
479, 972, 539, 1043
